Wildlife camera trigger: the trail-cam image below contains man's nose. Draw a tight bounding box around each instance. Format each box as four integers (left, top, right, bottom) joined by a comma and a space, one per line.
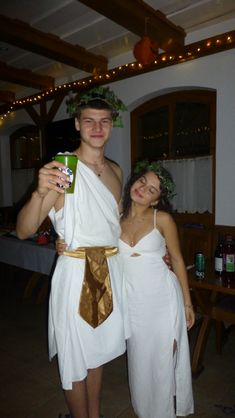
93, 121, 102, 131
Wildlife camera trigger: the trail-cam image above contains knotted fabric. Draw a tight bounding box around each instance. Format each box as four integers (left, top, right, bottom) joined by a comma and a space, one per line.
63, 246, 118, 328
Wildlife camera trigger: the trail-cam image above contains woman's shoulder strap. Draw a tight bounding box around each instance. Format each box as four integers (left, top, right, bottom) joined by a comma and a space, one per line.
153, 208, 158, 228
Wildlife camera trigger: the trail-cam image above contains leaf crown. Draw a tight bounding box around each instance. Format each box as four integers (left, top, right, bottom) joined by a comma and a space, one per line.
66, 86, 127, 128
134, 160, 176, 200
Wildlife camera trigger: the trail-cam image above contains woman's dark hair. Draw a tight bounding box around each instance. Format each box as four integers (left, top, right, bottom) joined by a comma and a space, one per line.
122, 168, 173, 218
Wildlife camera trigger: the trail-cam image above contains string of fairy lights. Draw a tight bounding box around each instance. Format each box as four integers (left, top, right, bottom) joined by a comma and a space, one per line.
0, 30, 234, 122
142, 125, 210, 141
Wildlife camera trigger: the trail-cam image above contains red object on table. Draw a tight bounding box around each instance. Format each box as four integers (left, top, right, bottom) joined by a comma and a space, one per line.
37, 234, 49, 245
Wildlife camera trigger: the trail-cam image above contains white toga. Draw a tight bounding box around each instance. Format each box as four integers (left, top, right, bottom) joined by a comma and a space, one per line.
48, 160, 129, 390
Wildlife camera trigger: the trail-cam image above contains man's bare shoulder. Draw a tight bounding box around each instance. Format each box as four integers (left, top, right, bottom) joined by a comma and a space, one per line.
105, 157, 123, 182
102, 158, 123, 203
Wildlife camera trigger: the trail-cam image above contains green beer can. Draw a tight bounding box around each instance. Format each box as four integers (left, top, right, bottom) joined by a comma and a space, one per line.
195, 252, 205, 279
54, 153, 78, 194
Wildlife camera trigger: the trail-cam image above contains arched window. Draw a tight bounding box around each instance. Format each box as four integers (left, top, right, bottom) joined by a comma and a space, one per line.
131, 89, 216, 225
10, 125, 41, 204
10, 125, 41, 169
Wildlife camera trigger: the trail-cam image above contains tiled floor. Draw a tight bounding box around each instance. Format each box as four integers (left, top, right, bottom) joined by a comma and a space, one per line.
0, 265, 234, 418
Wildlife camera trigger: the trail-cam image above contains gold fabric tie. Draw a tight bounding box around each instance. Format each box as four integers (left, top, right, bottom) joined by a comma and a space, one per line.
63, 246, 118, 328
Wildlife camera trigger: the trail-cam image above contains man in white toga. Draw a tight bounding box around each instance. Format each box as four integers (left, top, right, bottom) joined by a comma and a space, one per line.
16, 86, 129, 418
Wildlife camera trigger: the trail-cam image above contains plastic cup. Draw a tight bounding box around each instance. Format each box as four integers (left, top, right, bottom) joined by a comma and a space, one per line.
54, 153, 78, 193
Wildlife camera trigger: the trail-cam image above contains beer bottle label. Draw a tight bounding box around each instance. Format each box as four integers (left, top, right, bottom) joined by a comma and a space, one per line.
225, 254, 235, 272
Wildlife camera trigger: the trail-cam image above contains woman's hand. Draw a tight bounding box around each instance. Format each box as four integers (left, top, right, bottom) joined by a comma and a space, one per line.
185, 304, 195, 330
56, 238, 67, 255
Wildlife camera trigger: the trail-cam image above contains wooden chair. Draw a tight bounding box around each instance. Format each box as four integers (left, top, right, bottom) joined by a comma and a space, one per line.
177, 224, 213, 266
213, 295, 235, 354
178, 224, 235, 361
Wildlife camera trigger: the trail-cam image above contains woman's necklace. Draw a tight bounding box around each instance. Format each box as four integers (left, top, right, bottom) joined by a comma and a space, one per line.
127, 215, 146, 224
125, 214, 147, 247
130, 239, 135, 248
125, 208, 153, 247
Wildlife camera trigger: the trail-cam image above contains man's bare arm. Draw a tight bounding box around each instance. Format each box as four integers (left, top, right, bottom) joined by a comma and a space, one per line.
16, 160, 69, 239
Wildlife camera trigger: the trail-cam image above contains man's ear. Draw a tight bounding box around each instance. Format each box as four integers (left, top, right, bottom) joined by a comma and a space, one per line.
75, 117, 80, 131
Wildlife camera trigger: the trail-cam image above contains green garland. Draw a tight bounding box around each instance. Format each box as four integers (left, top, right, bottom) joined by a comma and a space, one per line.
134, 160, 176, 200
66, 86, 127, 128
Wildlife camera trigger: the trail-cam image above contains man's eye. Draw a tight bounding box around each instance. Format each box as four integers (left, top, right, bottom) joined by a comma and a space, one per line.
101, 120, 112, 126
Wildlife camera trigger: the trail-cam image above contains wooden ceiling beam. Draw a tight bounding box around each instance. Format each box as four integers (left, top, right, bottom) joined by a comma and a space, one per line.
0, 29, 234, 118
0, 60, 54, 90
0, 90, 16, 103
79, 0, 185, 52
0, 14, 108, 74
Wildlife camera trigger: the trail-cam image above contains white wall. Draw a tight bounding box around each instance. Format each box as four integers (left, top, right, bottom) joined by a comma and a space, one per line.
0, 19, 235, 225
108, 48, 235, 226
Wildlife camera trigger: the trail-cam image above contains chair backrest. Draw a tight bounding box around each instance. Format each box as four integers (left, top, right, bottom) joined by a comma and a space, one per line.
178, 225, 213, 265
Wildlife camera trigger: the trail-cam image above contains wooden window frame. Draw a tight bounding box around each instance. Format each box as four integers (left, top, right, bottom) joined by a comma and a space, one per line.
131, 89, 216, 226
10, 125, 42, 169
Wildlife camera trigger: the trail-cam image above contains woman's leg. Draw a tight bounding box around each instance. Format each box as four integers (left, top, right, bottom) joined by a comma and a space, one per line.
173, 339, 177, 416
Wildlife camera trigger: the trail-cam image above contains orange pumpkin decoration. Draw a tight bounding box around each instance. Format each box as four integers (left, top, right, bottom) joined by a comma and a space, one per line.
133, 36, 158, 65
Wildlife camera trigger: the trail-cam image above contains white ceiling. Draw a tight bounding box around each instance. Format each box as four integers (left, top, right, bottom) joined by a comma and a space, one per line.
0, 0, 235, 98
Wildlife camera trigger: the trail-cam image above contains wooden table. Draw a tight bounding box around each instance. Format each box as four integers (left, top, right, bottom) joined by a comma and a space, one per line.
188, 260, 235, 377
0, 234, 57, 274
0, 234, 57, 302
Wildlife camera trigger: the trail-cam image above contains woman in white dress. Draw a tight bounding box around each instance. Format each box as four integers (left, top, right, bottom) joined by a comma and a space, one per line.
119, 160, 195, 418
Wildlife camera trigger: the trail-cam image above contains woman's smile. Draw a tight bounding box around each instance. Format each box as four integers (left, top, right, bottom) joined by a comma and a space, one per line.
133, 188, 144, 199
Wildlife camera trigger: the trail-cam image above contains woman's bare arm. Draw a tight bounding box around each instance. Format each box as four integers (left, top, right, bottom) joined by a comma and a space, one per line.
157, 211, 195, 329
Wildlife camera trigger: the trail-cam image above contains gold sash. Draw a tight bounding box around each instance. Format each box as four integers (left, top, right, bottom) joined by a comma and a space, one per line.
63, 246, 118, 328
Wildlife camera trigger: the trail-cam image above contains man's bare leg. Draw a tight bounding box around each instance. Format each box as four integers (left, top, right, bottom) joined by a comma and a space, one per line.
64, 366, 103, 418
87, 366, 103, 418
64, 380, 88, 418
